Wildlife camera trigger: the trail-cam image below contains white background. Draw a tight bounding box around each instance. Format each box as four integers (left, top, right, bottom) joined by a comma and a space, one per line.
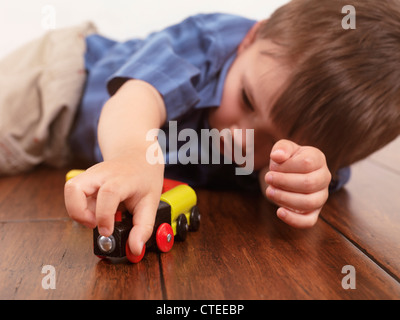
0, 0, 289, 59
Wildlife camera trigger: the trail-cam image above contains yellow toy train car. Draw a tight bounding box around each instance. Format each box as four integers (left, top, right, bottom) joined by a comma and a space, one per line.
66, 170, 200, 263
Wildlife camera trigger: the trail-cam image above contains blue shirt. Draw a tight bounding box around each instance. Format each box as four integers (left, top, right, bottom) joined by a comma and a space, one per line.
69, 13, 350, 192
69, 13, 262, 191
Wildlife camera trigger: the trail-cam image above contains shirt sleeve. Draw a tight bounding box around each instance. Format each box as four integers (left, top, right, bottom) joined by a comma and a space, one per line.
106, 13, 256, 121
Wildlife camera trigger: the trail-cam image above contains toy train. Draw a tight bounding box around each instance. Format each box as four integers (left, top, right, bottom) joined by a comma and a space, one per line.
66, 170, 200, 263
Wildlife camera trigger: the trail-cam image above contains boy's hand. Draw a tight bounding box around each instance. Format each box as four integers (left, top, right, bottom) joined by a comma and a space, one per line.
263, 139, 331, 228
64, 154, 164, 256
65, 79, 166, 257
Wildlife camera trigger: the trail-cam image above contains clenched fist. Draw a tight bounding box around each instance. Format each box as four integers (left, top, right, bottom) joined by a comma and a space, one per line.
261, 139, 332, 228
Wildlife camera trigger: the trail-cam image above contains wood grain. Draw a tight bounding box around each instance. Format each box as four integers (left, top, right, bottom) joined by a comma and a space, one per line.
321, 160, 400, 281
0, 142, 399, 300
0, 167, 67, 221
160, 190, 400, 299
0, 220, 163, 299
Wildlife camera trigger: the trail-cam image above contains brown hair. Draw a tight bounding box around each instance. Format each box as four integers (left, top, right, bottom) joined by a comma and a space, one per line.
257, 0, 400, 174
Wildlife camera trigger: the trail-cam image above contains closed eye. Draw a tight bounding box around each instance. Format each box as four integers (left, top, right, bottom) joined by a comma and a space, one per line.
241, 89, 255, 112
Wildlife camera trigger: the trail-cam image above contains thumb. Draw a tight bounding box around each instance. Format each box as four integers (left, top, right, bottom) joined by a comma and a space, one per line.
270, 139, 300, 164
127, 196, 158, 256
128, 224, 153, 256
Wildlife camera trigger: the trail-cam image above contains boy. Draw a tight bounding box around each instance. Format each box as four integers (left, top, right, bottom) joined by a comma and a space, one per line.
2, 0, 400, 258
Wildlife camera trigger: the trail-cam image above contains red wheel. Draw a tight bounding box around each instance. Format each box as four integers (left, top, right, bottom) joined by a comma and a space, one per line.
126, 242, 146, 263
156, 223, 174, 253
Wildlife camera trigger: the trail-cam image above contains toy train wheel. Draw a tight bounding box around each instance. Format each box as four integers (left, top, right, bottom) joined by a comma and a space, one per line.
176, 214, 189, 241
189, 205, 200, 232
126, 243, 146, 263
156, 223, 174, 252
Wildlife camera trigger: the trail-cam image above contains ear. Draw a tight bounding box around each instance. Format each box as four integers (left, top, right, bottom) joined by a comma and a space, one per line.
237, 20, 266, 54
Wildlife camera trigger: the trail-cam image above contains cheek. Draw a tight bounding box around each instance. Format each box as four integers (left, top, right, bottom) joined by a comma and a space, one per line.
218, 72, 243, 126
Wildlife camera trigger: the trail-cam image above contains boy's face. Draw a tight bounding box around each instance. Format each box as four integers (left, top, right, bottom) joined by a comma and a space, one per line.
208, 37, 290, 170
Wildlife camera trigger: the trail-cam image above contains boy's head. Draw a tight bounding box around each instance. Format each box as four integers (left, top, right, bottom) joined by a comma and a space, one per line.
210, 0, 400, 174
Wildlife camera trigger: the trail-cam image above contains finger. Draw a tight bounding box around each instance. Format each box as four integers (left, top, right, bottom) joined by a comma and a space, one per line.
95, 181, 124, 236
270, 146, 326, 174
276, 207, 320, 229
270, 139, 300, 164
266, 185, 329, 212
128, 196, 159, 256
64, 174, 99, 228
265, 168, 331, 194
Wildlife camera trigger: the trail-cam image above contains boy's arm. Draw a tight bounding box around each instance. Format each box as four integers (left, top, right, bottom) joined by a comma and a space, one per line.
65, 79, 166, 256
98, 79, 166, 158
259, 139, 331, 229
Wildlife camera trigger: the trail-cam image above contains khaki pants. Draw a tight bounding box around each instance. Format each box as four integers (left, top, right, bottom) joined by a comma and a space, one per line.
0, 22, 96, 175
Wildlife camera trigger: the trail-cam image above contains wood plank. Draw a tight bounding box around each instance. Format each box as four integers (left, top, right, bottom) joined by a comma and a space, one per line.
0, 220, 163, 299
0, 173, 27, 206
1, 164, 399, 299
321, 159, 400, 281
0, 166, 68, 221
0, 166, 164, 299
160, 190, 400, 299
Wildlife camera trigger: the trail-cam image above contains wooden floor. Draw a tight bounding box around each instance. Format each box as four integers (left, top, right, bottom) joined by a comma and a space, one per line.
0, 137, 399, 300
